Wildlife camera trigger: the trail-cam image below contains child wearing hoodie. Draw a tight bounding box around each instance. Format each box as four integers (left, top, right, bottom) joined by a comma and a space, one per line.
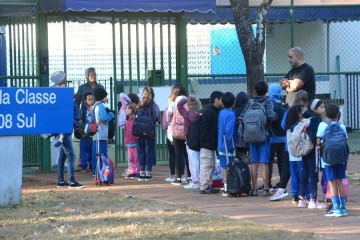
177, 96, 203, 189
268, 83, 290, 201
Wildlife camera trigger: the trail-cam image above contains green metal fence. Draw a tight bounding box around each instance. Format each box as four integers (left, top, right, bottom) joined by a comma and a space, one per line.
3, 5, 360, 170
1, 16, 42, 167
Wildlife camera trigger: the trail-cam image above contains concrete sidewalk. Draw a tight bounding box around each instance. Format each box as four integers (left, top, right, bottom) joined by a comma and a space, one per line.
22, 155, 360, 240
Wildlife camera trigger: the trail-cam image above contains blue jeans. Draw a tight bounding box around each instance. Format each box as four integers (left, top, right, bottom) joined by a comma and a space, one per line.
299, 149, 319, 200
92, 140, 108, 174
80, 139, 93, 170
57, 135, 76, 183
289, 161, 302, 196
137, 137, 156, 172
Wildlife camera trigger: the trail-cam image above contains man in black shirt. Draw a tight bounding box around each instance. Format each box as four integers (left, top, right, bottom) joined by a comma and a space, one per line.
280, 47, 315, 107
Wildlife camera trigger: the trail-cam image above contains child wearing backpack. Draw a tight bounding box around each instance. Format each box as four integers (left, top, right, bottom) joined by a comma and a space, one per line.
317, 104, 349, 217
268, 83, 290, 201
217, 92, 236, 196
241, 81, 277, 197
297, 98, 327, 209
177, 95, 202, 189
124, 102, 140, 179
78, 92, 95, 172
168, 84, 191, 185
91, 88, 115, 175
134, 87, 160, 181
199, 91, 224, 194
233, 91, 249, 162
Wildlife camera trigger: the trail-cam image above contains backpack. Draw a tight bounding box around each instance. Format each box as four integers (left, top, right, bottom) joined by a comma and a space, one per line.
237, 120, 247, 148
95, 154, 115, 186
243, 100, 267, 143
171, 108, 188, 140
132, 106, 155, 138
227, 160, 252, 196
186, 116, 202, 151
287, 118, 314, 157
322, 122, 349, 165
270, 101, 288, 136
84, 102, 100, 136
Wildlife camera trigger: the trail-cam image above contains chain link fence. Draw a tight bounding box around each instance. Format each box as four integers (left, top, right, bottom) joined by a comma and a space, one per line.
187, 7, 360, 153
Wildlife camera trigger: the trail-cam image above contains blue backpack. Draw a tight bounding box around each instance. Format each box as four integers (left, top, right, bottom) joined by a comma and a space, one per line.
95, 154, 115, 186
84, 102, 100, 136
322, 122, 349, 165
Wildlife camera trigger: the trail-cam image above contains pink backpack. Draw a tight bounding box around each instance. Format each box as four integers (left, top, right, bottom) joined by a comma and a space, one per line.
171, 107, 188, 140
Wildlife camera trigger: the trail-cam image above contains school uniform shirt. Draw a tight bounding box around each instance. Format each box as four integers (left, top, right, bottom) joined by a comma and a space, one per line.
94, 102, 115, 141
217, 108, 236, 155
316, 121, 348, 166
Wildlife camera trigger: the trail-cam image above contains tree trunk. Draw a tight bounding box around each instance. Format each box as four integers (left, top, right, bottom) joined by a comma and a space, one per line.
230, 0, 273, 97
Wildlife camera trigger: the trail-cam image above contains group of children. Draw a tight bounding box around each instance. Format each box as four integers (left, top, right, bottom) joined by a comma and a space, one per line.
141, 81, 347, 217
52, 73, 348, 217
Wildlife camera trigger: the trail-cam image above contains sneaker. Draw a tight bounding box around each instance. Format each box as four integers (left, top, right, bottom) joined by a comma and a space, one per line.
298, 199, 309, 208
184, 183, 200, 190
165, 176, 175, 182
121, 169, 129, 177
181, 177, 187, 183
257, 185, 265, 192
269, 188, 289, 201
270, 183, 280, 193
69, 181, 84, 189
130, 174, 139, 179
292, 195, 300, 205
125, 174, 135, 179
341, 208, 349, 216
57, 181, 69, 188
200, 187, 219, 194
145, 175, 152, 181
222, 191, 228, 197
262, 189, 271, 197
171, 179, 183, 186
308, 199, 327, 209
249, 190, 258, 196
324, 208, 342, 217
138, 175, 146, 181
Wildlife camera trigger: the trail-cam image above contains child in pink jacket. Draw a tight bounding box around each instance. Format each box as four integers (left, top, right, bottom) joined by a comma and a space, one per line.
124, 102, 139, 179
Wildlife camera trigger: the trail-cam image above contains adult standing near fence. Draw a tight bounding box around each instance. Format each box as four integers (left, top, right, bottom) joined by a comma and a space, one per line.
280, 47, 316, 107
75, 67, 105, 111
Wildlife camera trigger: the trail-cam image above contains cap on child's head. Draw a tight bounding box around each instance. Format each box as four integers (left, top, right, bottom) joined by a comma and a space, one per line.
94, 88, 108, 101
187, 96, 202, 113
50, 71, 65, 84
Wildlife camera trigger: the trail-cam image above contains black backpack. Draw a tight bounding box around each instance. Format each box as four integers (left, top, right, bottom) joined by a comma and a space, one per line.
186, 116, 202, 151
227, 160, 252, 196
270, 100, 288, 136
132, 106, 155, 138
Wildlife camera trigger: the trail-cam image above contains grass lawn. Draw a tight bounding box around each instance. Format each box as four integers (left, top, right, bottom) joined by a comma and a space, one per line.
0, 184, 317, 240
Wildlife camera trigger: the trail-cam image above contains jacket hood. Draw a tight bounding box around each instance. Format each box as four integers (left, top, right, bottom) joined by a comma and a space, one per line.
269, 84, 282, 103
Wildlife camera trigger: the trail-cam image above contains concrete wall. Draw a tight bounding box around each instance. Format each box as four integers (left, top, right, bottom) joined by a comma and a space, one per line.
0, 136, 22, 206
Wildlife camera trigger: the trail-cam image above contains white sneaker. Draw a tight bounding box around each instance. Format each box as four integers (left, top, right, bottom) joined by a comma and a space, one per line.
165, 176, 175, 182
308, 199, 327, 209
269, 188, 289, 201
184, 183, 200, 190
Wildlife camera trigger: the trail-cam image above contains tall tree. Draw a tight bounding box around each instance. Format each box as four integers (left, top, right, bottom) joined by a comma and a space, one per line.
230, 0, 273, 97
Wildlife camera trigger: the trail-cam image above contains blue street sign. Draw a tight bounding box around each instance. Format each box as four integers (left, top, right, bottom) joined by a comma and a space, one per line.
0, 87, 74, 135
